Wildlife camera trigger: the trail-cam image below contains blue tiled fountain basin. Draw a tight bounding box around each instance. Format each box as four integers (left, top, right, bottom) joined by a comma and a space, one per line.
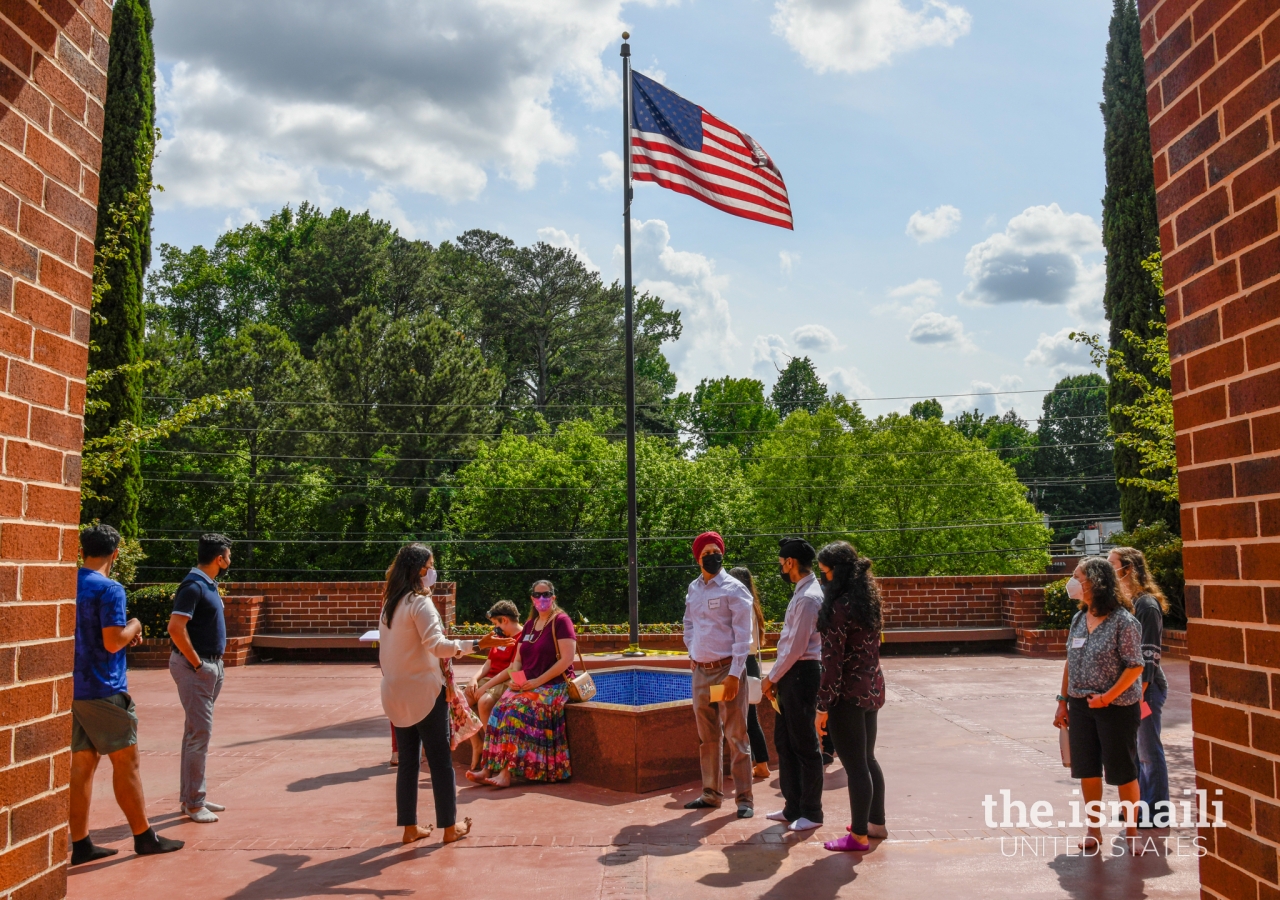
586, 667, 692, 708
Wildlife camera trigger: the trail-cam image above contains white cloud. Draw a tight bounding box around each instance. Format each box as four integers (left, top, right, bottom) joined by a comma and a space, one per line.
752, 334, 791, 383
826, 366, 873, 399
906, 311, 972, 349
945, 375, 1023, 418
889, 278, 942, 299
537, 226, 598, 272
791, 324, 841, 353
959, 204, 1104, 322
367, 187, 419, 238
779, 250, 799, 274
906, 204, 961, 243
616, 219, 737, 389
875, 278, 940, 318
1024, 327, 1095, 379
595, 151, 623, 191
152, 0, 633, 211
772, 0, 972, 74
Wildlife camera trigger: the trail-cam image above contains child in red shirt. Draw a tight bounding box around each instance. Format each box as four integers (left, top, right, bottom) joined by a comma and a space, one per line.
463, 601, 524, 773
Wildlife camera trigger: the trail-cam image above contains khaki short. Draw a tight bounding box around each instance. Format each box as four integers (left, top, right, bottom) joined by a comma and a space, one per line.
480, 683, 507, 707
71, 693, 138, 755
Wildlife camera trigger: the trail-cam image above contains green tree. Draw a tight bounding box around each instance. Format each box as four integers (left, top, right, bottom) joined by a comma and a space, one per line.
770, 357, 827, 419
748, 410, 1049, 607
1101, 0, 1177, 531
909, 399, 944, 421
85, 0, 156, 535
1031, 374, 1121, 541
949, 409, 1037, 476
446, 419, 749, 622
683, 377, 779, 456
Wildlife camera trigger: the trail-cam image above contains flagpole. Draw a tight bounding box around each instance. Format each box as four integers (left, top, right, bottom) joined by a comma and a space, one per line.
620, 33, 641, 654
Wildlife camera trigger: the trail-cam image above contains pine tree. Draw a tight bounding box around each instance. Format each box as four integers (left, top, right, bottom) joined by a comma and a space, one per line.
770, 357, 827, 420
84, 0, 155, 536
1100, 0, 1180, 532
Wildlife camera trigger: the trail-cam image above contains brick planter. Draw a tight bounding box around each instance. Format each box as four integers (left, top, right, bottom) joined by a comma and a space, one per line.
1016, 627, 1068, 658
126, 635, 255, 668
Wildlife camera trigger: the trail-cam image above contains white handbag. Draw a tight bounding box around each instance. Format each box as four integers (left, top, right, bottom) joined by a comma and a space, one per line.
747, 674, 763, 704
1059, 725, 1071, 768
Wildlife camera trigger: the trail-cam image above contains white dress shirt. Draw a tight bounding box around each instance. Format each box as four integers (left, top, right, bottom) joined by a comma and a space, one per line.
769, 572, 823, 683
379, 592, 476, 728
683, 569, 754, 679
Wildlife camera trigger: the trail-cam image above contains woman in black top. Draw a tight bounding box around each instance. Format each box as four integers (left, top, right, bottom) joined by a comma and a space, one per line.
812, 541, 886, 853
1110, 546, 1170, 821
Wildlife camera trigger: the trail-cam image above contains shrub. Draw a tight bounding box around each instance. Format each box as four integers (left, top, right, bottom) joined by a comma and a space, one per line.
127, 583, 178, 639
1109, 520, 1185, 628
1043, 578, 1076, 629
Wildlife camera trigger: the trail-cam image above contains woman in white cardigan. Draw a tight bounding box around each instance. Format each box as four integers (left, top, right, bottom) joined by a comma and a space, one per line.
379, 543, 512, 844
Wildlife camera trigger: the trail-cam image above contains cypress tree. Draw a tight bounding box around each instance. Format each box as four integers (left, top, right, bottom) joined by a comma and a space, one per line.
1100, 0, 1180, 532
84, 0, 155, 536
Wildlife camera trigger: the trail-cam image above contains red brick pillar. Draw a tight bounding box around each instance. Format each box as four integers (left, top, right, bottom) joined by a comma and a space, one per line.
0, 2, 110, 898
1141, 0, 1280, 896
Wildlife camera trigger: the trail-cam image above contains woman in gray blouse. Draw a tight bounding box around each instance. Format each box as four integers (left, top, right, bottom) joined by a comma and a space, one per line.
1052, 557, 1145, 851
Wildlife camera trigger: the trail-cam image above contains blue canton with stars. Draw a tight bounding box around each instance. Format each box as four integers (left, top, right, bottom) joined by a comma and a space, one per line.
631, 70, 703, 152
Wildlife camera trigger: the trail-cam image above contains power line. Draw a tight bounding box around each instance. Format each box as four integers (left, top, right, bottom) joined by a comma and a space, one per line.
134, 544, 1056, 576
139, 440, 1113, 466
137, 511, 1118, 539
137, 474, 1118, 490
143, 384, 1111, 410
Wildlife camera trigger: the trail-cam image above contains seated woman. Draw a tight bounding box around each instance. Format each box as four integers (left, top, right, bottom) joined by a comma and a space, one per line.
470, 580, 575, 788
464, 601, 524, 774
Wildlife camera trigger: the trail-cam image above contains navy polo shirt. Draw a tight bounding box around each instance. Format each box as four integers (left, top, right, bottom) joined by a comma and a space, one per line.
171, 568, 226, 658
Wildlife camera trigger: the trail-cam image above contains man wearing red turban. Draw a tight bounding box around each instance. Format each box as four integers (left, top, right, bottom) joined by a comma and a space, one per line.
682, 531, 756, 818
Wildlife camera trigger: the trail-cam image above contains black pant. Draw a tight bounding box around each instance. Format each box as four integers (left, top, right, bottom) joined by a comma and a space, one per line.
394, 694, 456, 828
774, 660, 823, 823
745, 655, 770, 765
827, 700, 885, 836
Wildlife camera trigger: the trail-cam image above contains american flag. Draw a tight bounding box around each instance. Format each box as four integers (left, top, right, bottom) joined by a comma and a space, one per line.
630, 71, 793, 230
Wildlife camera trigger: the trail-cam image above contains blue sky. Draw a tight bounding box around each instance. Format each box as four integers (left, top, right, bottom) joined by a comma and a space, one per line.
149, 0, 1116, 421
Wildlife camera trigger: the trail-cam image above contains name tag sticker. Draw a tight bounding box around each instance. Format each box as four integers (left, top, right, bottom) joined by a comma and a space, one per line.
708, 598, 721, 609
1071, 637, 1087, 649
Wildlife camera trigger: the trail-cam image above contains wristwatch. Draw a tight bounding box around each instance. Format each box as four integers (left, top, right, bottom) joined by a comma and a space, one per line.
1056, 694, 1068, 702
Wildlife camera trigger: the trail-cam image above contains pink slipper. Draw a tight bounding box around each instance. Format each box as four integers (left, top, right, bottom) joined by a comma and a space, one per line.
824, 834, 870, 852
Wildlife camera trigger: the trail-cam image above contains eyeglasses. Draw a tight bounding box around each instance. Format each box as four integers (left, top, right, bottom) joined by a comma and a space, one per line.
531, 591, 554, 599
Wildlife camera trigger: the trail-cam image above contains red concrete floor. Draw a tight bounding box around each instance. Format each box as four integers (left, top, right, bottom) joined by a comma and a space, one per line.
68, 655, 1201, 899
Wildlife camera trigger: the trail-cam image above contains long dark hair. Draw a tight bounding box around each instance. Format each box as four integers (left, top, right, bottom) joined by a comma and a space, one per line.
382, 543, 433, 627
815, 541, 881, 633
1111, 546, 1167, 613
1076, 556, 1125, 617
729, 566, 767, 643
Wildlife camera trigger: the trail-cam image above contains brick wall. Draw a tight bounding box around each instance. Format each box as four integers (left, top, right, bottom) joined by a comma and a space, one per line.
877, 573, 1058, 628
0, 2, 110, 898
226, 581, 457, 633
1141, 0, 1280, 896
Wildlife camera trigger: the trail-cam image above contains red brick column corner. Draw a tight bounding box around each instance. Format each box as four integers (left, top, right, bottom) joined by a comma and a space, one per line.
0, 1, 111, 898
1141, 0, 1280, 896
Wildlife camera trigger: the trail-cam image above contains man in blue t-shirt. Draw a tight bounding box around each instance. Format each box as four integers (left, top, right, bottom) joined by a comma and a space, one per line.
70, 524, 183, 865
168, 533, 231, 823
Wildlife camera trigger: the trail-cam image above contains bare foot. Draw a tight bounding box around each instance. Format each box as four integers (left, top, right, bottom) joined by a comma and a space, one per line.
485, 768, 512, 789
443, 817, 472, 844
402, 825, 434, 844
464, 770, 488, 785
868, 823, 888, 839
1081, 830, 1102, 853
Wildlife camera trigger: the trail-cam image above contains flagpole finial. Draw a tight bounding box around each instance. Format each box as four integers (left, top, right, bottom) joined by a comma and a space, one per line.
622, 31, 629, 39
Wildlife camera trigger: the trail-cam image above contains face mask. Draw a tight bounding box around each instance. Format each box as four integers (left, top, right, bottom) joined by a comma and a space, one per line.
1066, 578, 1084, 601
420, 568, 437, 591
779, 564, 791, 583
532, 594, 555, 613
700, 553, 723, 575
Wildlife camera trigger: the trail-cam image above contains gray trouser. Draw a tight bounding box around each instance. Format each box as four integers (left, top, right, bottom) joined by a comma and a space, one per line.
691, 661, 753, 808
169, 651, 225, 809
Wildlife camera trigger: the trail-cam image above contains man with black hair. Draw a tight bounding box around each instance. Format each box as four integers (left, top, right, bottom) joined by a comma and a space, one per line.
168, 533, 232, 823
761, 537, 825, 831
71, 524, 183, 863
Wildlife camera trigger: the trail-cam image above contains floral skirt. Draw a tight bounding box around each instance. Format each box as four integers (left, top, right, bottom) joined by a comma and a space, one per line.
480, 682, 571, 782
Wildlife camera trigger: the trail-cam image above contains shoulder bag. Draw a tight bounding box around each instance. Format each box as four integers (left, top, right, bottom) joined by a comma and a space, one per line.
551, 616, 597, 702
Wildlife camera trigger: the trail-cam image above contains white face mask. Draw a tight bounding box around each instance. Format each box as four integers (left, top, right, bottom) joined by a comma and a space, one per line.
1066, 578, 1084, 601
421, 568, 437, 591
